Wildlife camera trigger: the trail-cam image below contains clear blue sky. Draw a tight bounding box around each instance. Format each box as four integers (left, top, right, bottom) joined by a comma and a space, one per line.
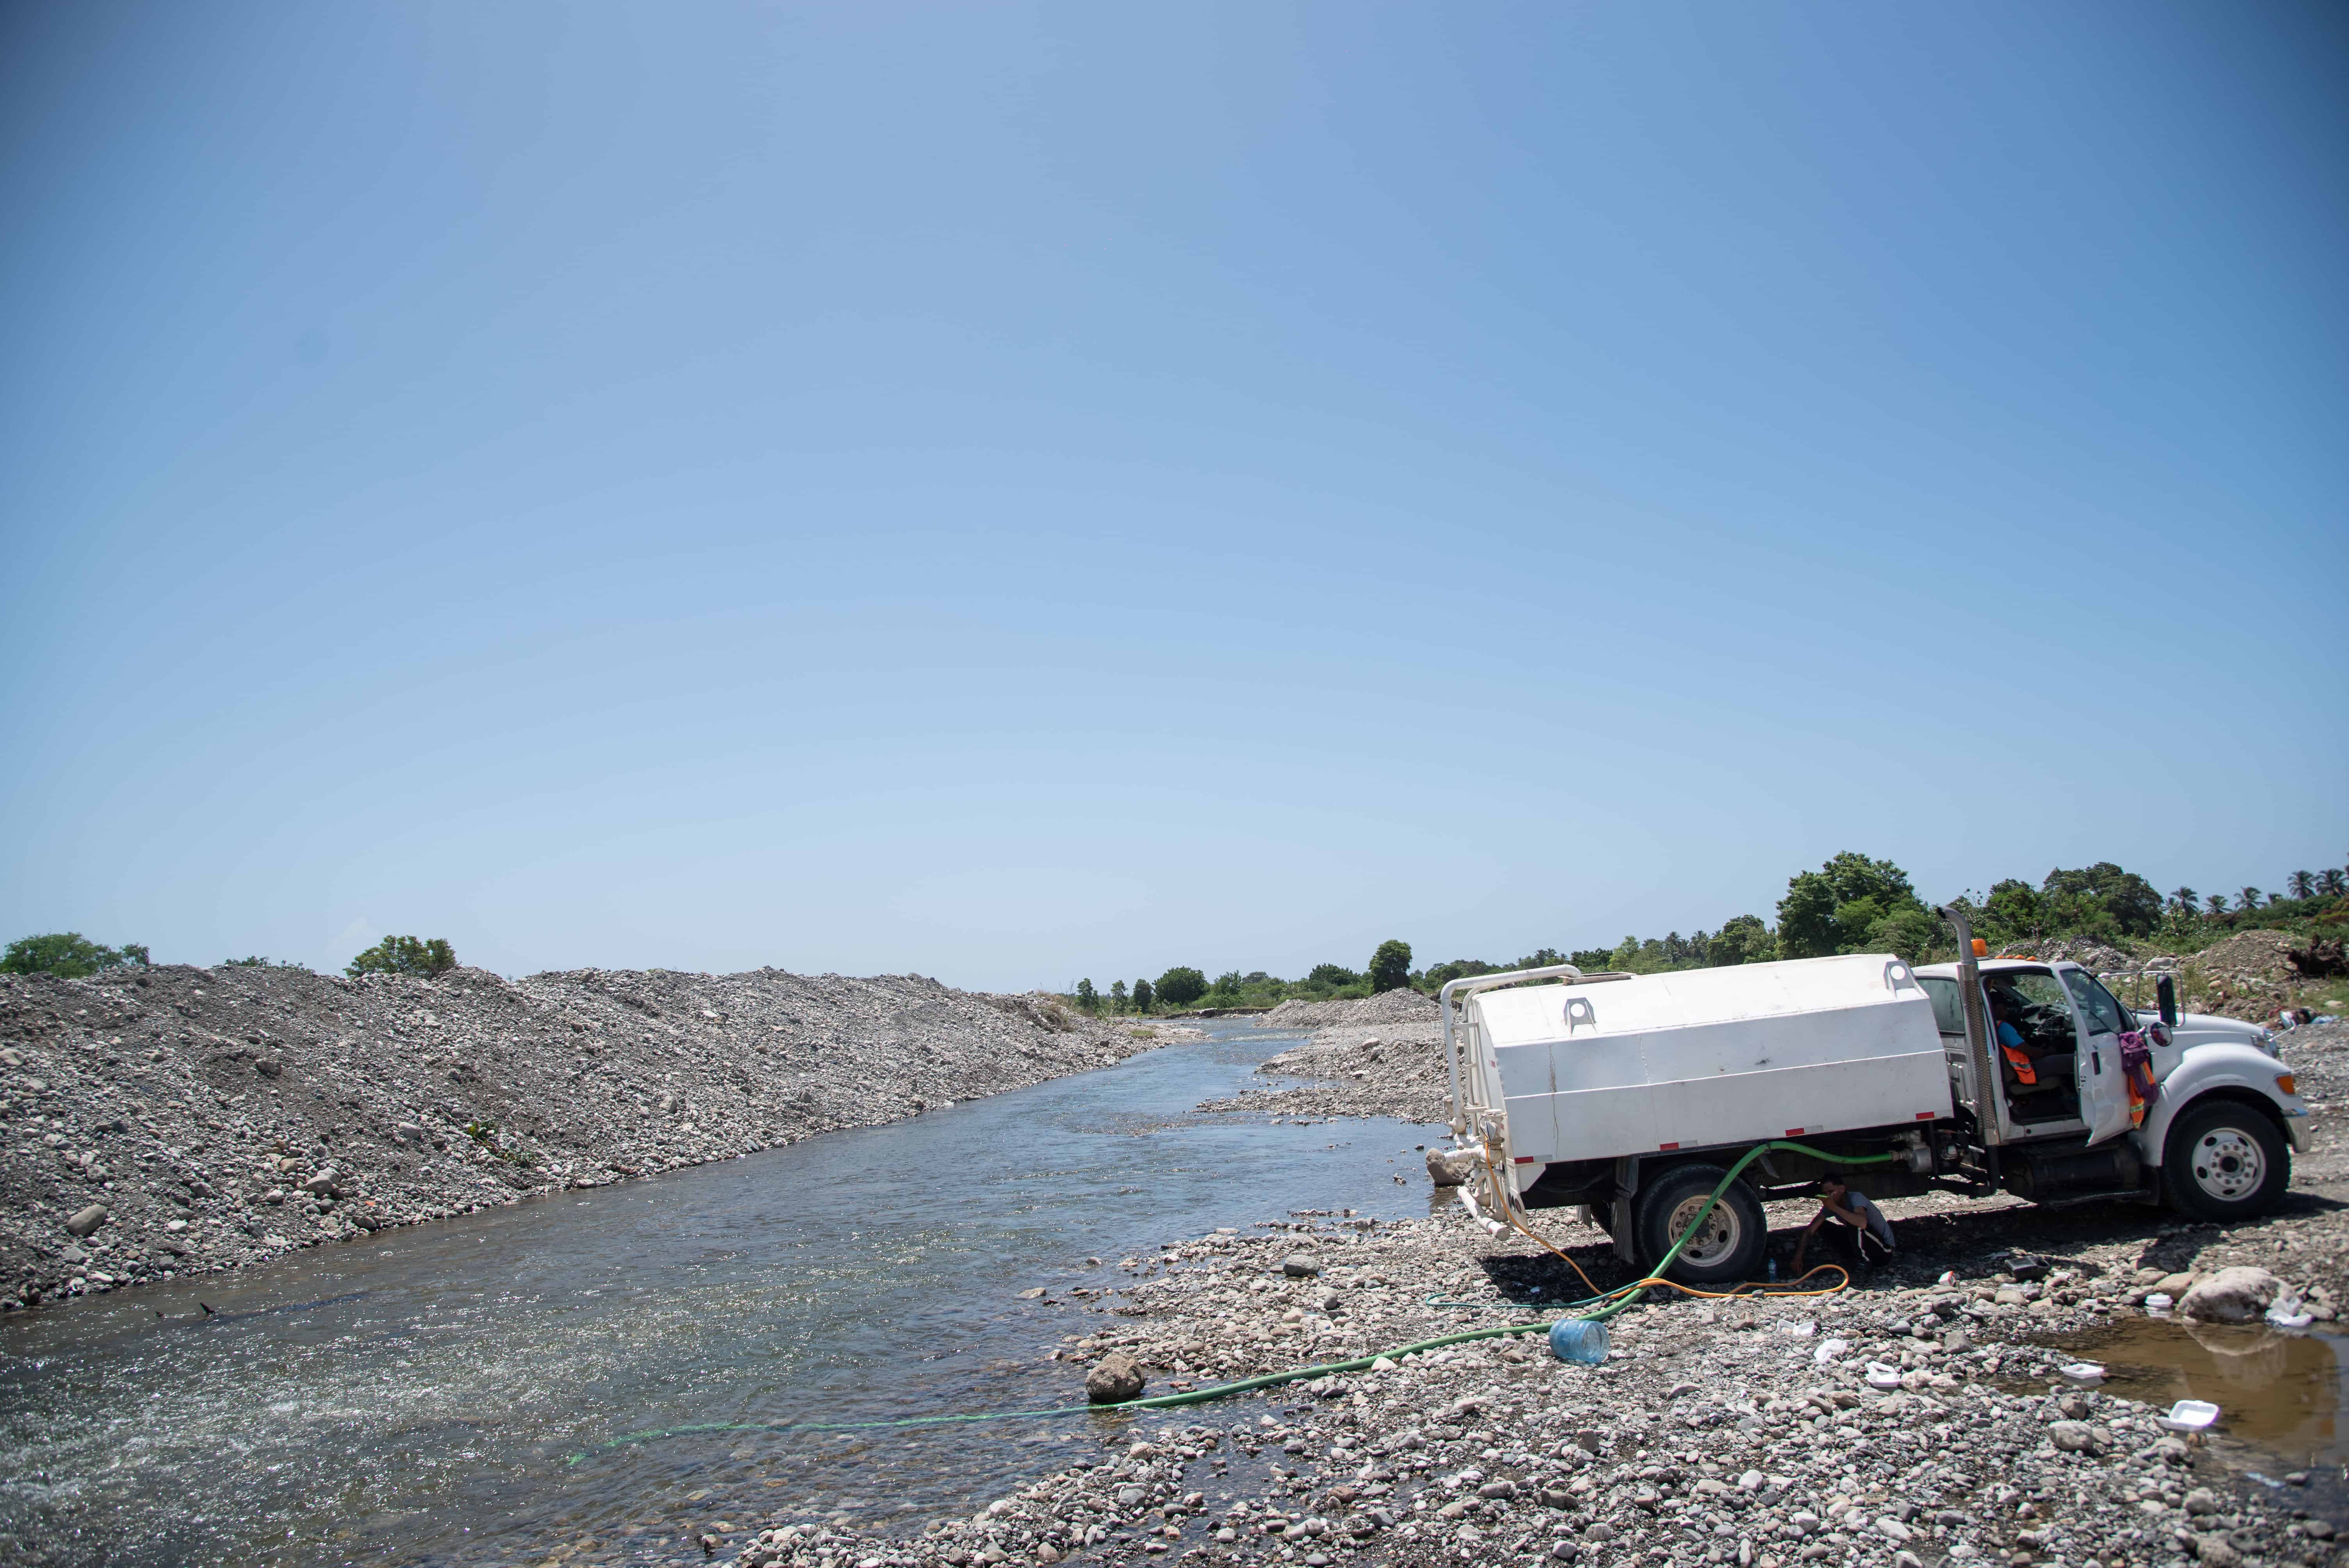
3, 4, 2343, 988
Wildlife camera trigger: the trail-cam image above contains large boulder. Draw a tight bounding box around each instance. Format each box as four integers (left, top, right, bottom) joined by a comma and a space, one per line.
2179, 1266, 2281, 1323
1085, 1351, 1146, 1404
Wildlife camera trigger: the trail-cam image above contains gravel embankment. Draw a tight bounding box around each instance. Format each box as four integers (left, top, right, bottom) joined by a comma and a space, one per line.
1199, 993, 1449, 1123
0, 963, 1174, 1307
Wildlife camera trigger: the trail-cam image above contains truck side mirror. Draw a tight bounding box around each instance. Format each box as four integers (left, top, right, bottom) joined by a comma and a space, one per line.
2156, 974, 2177, 1028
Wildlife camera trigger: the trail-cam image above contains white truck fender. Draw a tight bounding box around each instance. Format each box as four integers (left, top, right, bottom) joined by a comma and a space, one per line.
2135, 1043, 2310, 1164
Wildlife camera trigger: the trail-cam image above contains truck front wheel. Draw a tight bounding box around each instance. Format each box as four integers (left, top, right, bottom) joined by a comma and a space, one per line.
1634, 1164, 1767, 1286
2162, 1099, 2288, 1221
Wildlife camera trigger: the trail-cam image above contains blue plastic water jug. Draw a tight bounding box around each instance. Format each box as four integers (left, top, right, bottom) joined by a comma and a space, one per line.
1548, 1319, 1610, 1365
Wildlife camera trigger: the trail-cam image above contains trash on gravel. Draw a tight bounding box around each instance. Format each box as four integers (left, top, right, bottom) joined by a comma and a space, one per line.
2157, 1399, 2221, 1433
2059, 1361, 2107, 1385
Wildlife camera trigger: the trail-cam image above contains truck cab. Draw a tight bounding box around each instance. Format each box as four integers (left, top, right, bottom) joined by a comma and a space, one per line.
1909, 955, 2308, 1220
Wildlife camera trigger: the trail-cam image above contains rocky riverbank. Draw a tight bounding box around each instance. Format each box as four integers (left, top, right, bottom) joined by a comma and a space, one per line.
690, 1178, 2345, 1568
0, 962, 1172, 1308
679, 1023, 2348, 1568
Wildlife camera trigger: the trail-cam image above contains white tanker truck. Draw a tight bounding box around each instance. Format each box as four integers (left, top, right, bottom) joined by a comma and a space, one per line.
1440, 908, 2308, 1283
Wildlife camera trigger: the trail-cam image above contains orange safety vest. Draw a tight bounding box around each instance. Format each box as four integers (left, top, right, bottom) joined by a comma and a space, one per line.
2001, 1042, 2038, 1085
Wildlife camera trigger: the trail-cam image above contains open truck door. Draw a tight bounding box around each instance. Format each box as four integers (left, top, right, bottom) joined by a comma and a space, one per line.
2061, 967, 2137, 1147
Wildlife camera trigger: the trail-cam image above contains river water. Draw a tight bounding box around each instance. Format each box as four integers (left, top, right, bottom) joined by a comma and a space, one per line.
0, 1024, 1440, 1566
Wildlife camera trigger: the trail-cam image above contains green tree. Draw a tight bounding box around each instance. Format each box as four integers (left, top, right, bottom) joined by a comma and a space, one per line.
1366, 939, 1413, 994
2239, 887, 2264, 913
2325, 870, 2349, 898
1706, 914, 1774, 966
1209, 970, 1243, 1000
2, 933, 150, 978
345, 935, 457, 979
1775, 872, 1842, 959
1864, 905, 1941, 962
1109, 980, 1128, 1012
2169, 886, 2198, 914
1131, 977, 1155, 1014
1423, 957, 1499, 989
1305, 963, 1360, 988
1819, 852, 1918, 910
1980, 878, 2044, 946
1155, 966, 1207, 1009
2204, 893, 2228, 916
2041, 863, 2163, 937
1780, 852, 1932, 957
2289, 871, 2316, 901
1075, 978, 1098, 1014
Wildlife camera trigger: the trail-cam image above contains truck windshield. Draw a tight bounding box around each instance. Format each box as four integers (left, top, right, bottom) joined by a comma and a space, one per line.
1918, 975, 1964, 1035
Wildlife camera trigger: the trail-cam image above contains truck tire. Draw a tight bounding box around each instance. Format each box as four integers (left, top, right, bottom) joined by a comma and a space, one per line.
1633, 1164, 1767, 1286
2162, 1099, 2288, 1221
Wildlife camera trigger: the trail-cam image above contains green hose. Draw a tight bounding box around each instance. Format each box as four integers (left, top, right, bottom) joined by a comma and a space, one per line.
567, 1138, 1905, 1464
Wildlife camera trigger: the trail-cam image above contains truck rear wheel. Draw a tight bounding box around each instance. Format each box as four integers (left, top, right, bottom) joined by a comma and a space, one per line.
1634, 1164, 1767, 1286
2162, 1099, 2288, 1221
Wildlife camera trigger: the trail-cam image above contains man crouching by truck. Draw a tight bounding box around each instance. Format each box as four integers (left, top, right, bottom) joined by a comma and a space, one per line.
1791, 1175, 1896, 1275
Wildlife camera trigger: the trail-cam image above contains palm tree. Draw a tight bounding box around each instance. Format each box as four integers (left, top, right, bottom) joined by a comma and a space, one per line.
2170, 886, 2198, 914
2239, 887, 2263, 912
2289, 871, 2316, 901
2205, 893, 2229, 916
2324, 869, 2349, 898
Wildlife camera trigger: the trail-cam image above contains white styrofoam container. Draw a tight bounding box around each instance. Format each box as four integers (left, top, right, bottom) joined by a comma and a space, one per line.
1464, 953, 1954, 1165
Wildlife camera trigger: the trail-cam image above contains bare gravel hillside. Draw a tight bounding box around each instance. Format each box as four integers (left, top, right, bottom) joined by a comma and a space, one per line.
0, 962, 1168, 1308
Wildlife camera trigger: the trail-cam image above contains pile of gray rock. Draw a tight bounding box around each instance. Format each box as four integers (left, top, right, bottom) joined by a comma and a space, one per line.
1259, 992, 1442, 1034
0, 962, 1160, 1307
1199, 994, 1449, 1125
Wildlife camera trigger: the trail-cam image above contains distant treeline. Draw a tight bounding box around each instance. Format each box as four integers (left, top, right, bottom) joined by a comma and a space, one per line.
1074, 851, 2349, 1013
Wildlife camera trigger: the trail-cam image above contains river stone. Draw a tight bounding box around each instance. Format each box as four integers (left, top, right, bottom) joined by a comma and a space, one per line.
1085, 1351, 1146, 1404
2180, 1267, 2281, 1323
1426, 1148, 1476, 1187
2048, 1420, 2104, 1454
1583, 1522, 1617, 1541
2192, 1534, 2242, 1567
302, 1166, 340, 1196
64, 1204, 107, 1237
1282, 1254, 1320, 1278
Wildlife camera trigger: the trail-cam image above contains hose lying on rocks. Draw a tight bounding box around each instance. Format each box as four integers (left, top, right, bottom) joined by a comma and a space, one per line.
566, 1140, 1903, 1464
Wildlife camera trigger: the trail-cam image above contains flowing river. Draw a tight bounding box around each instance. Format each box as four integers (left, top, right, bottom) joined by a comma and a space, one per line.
0, 1023, 1439, 1566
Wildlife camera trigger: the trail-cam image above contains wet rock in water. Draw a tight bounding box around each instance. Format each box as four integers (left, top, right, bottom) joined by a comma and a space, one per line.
1282, 1253, 1320, 1278
2180, 1265, 2281, 1322
64, 1204, 108, 1238
2183, 1488, 2219, 1516
1085, 1351, 1146, 1404
1426, 1148, 1476, 1187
